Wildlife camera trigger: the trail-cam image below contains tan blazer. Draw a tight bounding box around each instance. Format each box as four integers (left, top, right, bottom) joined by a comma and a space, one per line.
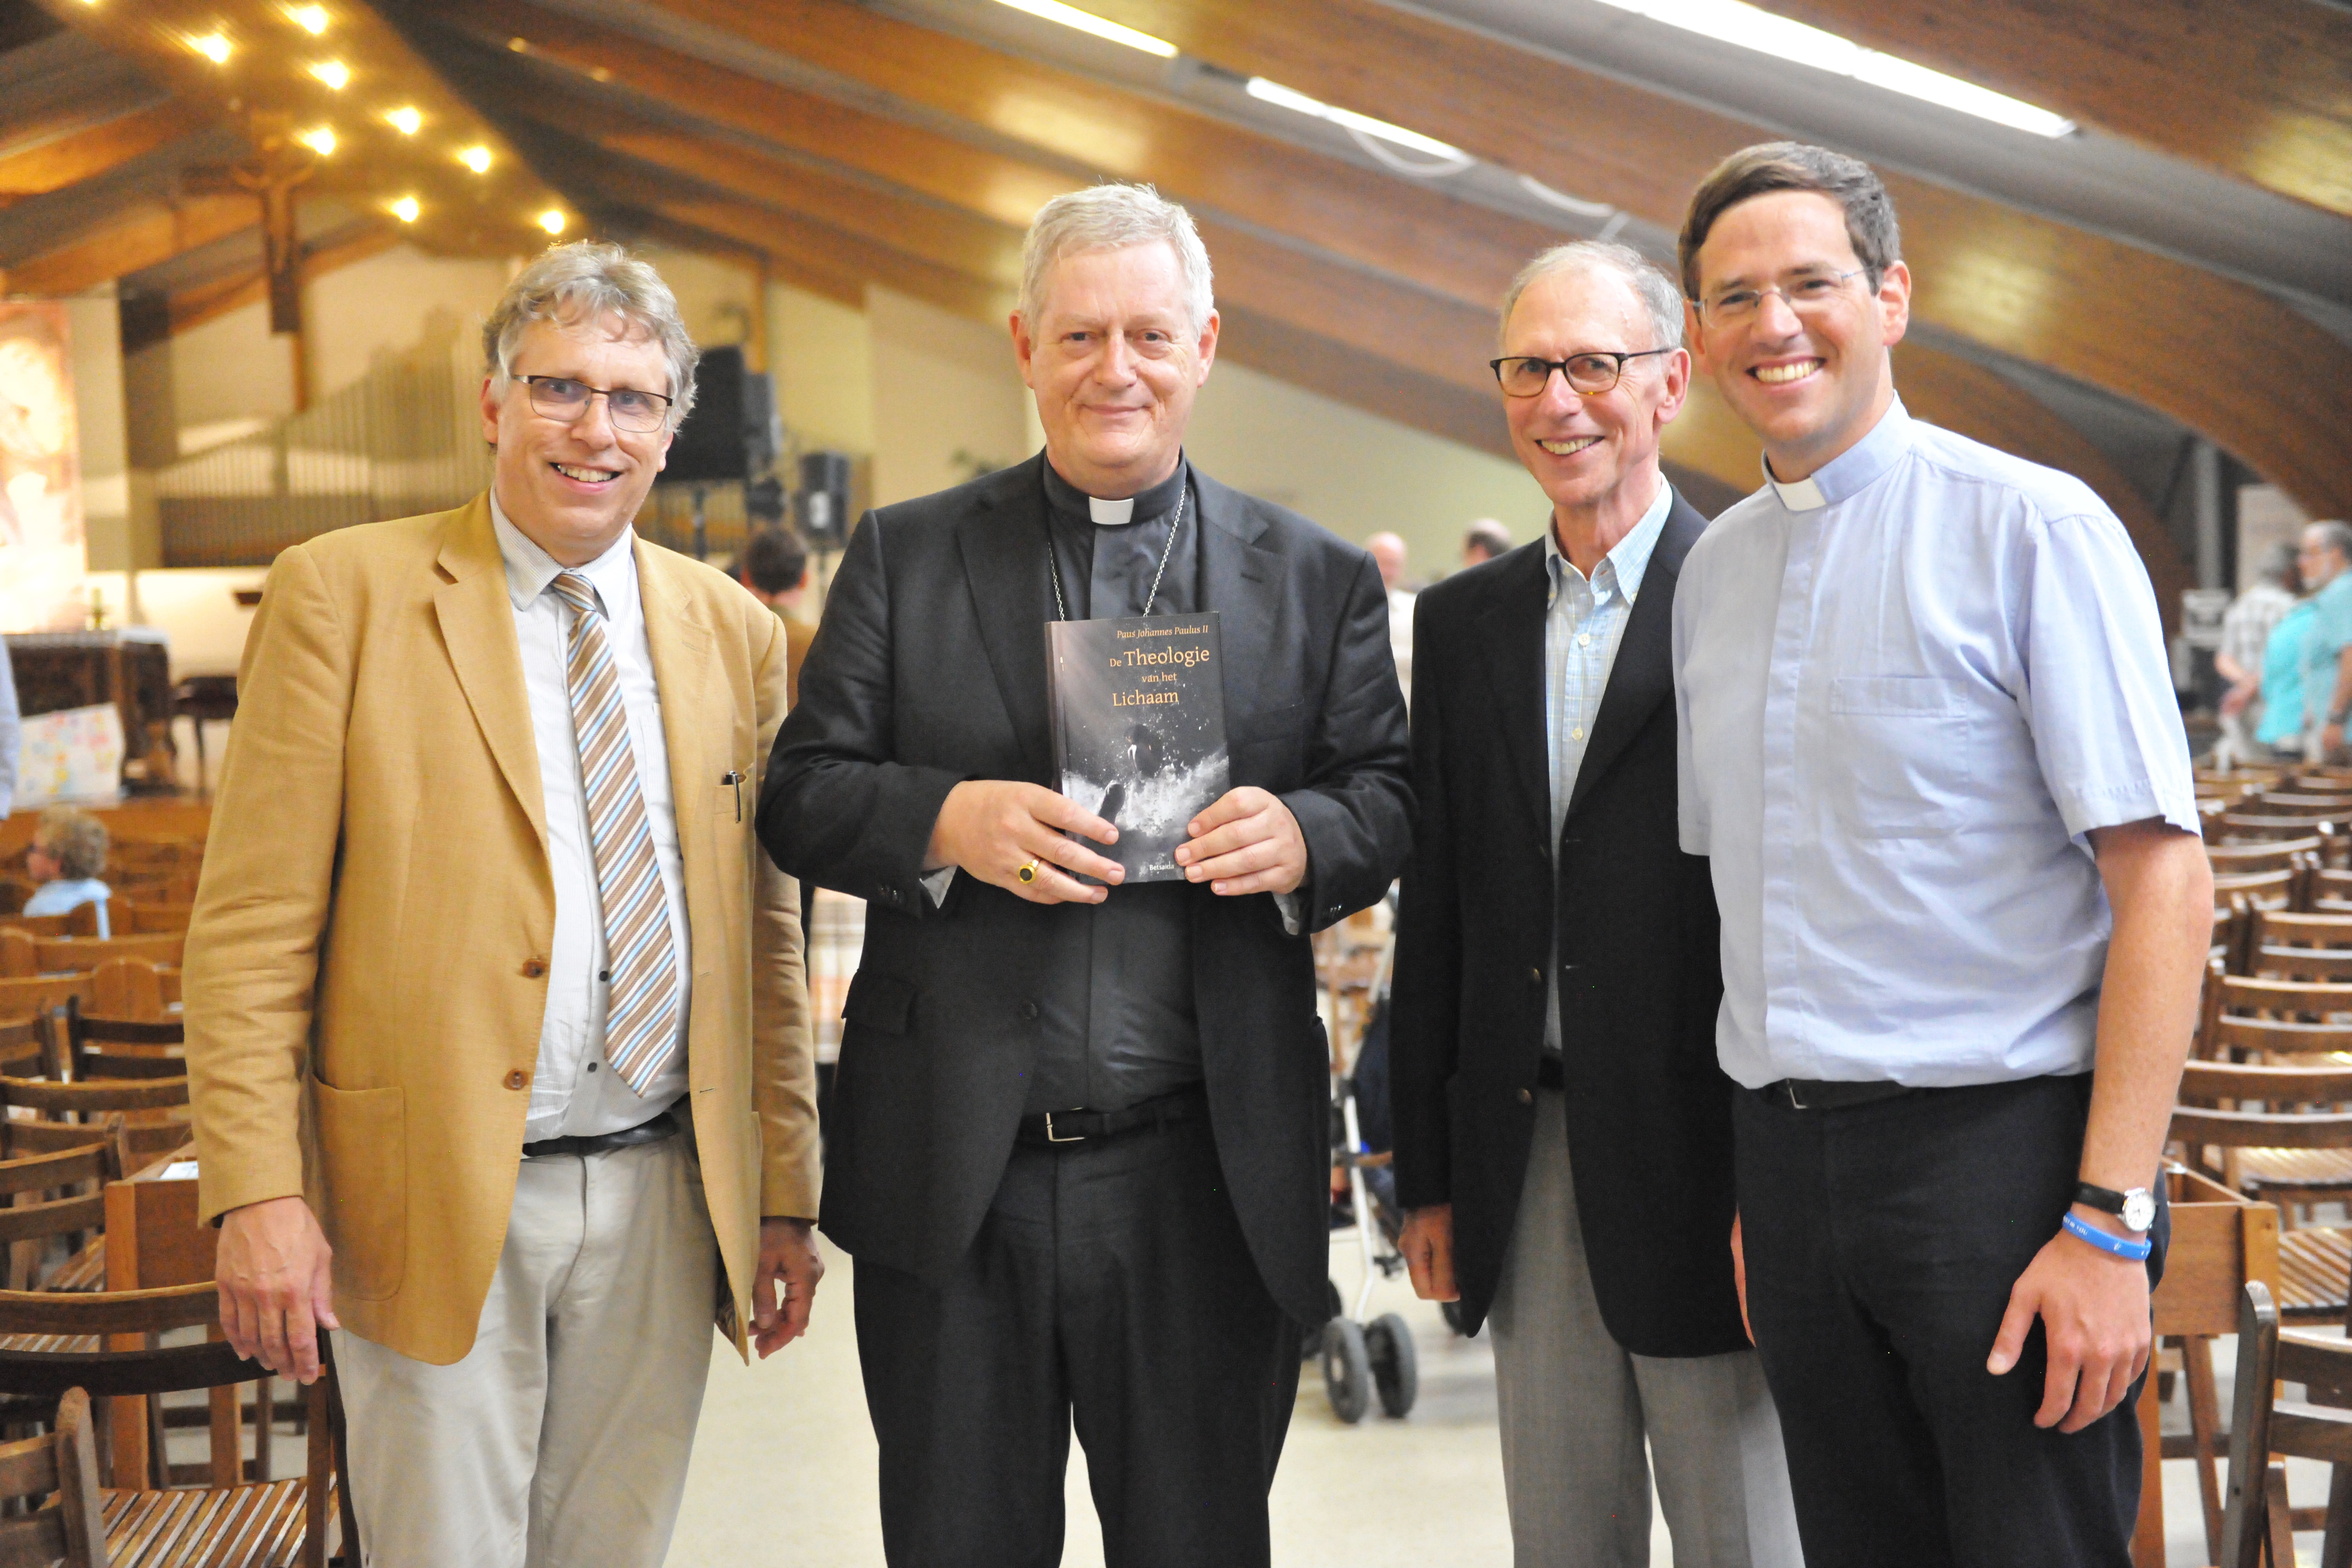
184, 495, 818, 1365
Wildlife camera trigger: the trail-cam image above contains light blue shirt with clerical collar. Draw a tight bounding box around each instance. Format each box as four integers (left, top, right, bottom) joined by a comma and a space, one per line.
1541, 478, 1671, 1054
1672, 399, 2197, 1090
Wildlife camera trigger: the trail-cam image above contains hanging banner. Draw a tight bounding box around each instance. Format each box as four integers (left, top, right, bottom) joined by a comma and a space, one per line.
0, 302, 85, 632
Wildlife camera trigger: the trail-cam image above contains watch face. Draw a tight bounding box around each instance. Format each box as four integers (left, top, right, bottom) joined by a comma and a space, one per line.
2122, 1190, 2157, 1232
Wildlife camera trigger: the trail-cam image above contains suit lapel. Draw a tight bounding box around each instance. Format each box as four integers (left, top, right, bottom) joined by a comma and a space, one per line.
636, 541, 719, 979
1476, 542, 1553, 841
1192, 469, 1280, 730
1565, 495, 1706, 822
957, 458, 1058, 784
432, 495, 547, 850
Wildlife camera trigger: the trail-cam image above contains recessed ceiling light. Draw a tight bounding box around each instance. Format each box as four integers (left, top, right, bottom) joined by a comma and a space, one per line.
309, 59, 350, 90
188, 31, 232, 64
386, 105, 422, 136
458, 145, 492, 173
391, 196, 420, 222
991, 0, 1176, 57
296, 125, 335, 155
1244, 77, 1466, 161
1589, 0, 2075, 137
285, 5, 328, 34
538, 209, 567, 235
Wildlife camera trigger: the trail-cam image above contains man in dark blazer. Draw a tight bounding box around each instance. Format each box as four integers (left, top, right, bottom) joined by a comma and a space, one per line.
1390, 242, 1801, 1568
759, 184, 1410, 1568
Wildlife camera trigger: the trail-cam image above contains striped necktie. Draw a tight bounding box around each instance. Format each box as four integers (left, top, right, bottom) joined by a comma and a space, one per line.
551, 570, 681, 1095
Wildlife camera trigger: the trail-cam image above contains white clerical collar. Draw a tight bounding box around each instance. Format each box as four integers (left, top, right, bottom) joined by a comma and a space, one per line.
1089, 496, 1135, 527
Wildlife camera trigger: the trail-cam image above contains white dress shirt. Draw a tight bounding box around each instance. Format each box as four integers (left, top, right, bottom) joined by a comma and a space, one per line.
1543, 480, 1671, 1054
1672, 399, 2196, 1090
490, 494, 693, 1140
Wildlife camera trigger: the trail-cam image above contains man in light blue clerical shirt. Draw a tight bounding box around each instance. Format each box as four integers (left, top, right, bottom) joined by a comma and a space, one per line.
1670, 143, 2213, 1568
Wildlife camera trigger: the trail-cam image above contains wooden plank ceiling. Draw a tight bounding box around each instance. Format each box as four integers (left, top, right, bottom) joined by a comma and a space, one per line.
2, 0, 2343, 608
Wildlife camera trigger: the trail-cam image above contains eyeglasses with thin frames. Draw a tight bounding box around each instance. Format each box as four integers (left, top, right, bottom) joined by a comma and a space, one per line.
518, 374, 674, 434
1489, 348, 1676, 399
1694, 267, 1871, 328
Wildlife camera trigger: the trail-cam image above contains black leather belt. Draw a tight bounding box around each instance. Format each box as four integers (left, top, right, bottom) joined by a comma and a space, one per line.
522, 1107, 681, 1160
1016, 1085, 1206, 1150
1755, 1079, 1913, 1112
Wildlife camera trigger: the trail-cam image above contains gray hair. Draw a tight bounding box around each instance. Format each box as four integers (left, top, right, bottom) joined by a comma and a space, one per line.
1018, 184, 1214, 339
2310, 521, 2352, 566
2255, 541, 2299, 589
483, 241, 699, 428
1498, 241, 1685, 354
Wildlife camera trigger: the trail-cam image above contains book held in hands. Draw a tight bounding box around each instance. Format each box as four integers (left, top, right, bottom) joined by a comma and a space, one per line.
1045, 613, 1230, 883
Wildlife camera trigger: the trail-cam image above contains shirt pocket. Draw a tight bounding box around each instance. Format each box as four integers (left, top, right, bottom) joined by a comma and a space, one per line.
1824, 675, 1976, 840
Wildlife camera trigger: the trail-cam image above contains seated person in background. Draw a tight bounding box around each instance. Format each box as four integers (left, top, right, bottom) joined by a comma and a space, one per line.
23, 807, 110, 936
738, 525, 817, 707
1461, 518, 1514, 569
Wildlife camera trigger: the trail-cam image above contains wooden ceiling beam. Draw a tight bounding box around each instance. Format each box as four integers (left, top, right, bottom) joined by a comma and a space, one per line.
0, 100, 212, 207
1760, 0, 2352, 219
0, 190, 252, 295
1073, 0, 2352, 521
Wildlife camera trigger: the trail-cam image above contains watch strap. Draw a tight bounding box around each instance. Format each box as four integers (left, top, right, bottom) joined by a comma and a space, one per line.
2074, 1181, 2131, 1215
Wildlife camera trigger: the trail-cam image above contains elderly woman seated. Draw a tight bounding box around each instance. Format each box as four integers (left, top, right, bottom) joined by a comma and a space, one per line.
21, 807, 110, 937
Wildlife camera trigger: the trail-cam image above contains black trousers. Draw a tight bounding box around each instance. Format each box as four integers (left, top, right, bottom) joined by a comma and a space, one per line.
1733, 1073, 2166, 1568
854, 1114, 1302, 1568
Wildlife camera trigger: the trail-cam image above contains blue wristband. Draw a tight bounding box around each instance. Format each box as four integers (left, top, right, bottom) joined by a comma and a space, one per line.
2061, 1211, 2152, 1262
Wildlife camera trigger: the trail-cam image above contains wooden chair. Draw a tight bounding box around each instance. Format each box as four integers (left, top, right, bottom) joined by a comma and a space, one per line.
2129, 1164, 2283, 1568
2214, 1280, 2352, 1566
2312, 865, 2352, 913
0, 1076, 190, 1123
2173, 1059, 2352, 1323
2216, 898, 2252, 976
117, 903, 192, 936
0, 1386, 106, 1566
0, 974, 90, 1020
2216, 866, 2308, 917
34, 934, 187, 974
0, 909, 100, 940
2212, 839, 2322, 876
87, 960, 173, 1022
2219, 814, 2348, 847
52, 1005, 182, 1081
0, 1283, 355, 1566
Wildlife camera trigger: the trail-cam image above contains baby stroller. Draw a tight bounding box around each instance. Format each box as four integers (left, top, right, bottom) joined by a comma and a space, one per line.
1312, 904, 1419, 1424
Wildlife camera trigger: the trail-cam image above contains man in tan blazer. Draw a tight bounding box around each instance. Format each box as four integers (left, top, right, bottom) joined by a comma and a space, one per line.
184, 242, 822, 1568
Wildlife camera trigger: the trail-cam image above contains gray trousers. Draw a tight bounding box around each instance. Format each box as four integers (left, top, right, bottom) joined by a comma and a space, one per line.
1488, 1090, 1804, 1568
334, 1134, 720, 1568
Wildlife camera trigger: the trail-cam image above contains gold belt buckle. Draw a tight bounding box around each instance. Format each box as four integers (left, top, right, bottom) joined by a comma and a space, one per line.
1044, 1112, 1085, 1144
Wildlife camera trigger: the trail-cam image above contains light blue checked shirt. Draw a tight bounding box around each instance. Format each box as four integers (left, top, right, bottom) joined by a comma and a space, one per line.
1673, 400, 2198, 1089
492, 493, 693, 1140
1541, 479, 1673, 1052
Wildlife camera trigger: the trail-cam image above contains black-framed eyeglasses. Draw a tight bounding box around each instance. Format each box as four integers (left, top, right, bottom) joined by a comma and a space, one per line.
1489, 348, 1675, 399
1694, 267, 1870, 326
519, 374, 674, 434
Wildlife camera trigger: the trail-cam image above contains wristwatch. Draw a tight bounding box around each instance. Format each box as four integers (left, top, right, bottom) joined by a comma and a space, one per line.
2075, 1181, 2156, 1233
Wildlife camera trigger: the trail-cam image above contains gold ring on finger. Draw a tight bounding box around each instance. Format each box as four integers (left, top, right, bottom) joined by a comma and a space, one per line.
1017, 859, 1040, 884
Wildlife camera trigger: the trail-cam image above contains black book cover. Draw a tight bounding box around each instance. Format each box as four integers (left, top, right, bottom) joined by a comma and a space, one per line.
1045, 612, 1230, 883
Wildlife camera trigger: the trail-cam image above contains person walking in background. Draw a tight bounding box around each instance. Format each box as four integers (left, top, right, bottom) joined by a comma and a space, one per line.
21, 807, 111, 934
1462, 518, 1514, 569
760, 182, 1410, 1568
184, 241, 822, 1568
2296, 522, 2352, 761
2214, 541, 2298, 765
2256, 579, 2323, 761
1673, 142, 2210, 1567
738, 524, 818, 707
1391, 239, 1801, 1568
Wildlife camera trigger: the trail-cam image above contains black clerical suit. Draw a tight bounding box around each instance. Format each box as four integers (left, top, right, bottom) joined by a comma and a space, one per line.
758, 452, 1411, 1568
1388, 494, 1745, 1353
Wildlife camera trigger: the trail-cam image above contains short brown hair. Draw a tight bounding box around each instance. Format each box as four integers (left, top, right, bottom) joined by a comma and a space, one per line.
1677, 142, 1900, 302
33, 808, 107, 882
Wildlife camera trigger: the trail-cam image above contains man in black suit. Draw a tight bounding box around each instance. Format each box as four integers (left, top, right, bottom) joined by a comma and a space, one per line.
1390, 242, 1801, 1567
758, 183, 1410, 1568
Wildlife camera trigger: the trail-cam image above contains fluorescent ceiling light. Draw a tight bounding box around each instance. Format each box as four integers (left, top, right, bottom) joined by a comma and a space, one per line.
1590, 0, 2076, 137
1244, 77, 1466, 160
992, 0, 1176, 58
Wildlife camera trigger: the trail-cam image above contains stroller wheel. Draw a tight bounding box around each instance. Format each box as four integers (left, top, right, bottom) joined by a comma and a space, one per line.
1365, 1313, 1418, 1418
1321, 1318, 1372, 1424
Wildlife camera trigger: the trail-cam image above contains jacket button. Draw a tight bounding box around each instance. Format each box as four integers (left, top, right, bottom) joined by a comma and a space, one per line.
504, 1069, 528, 1090
520, 958, 548, 979
1527, 966, 1543, 987
1514, 1087, 1533, 1106
1017, 1000, 1040, 1021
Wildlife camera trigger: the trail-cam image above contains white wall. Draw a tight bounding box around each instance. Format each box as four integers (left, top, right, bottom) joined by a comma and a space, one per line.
867, 285, 1027, 509
62, 286, 131, 574
1186, 360, 1546, 578
770, 281, 873, 456
305, 244, 509, 402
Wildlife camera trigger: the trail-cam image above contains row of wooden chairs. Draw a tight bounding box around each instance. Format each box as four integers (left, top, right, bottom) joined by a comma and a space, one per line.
0, 930, 186, 980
